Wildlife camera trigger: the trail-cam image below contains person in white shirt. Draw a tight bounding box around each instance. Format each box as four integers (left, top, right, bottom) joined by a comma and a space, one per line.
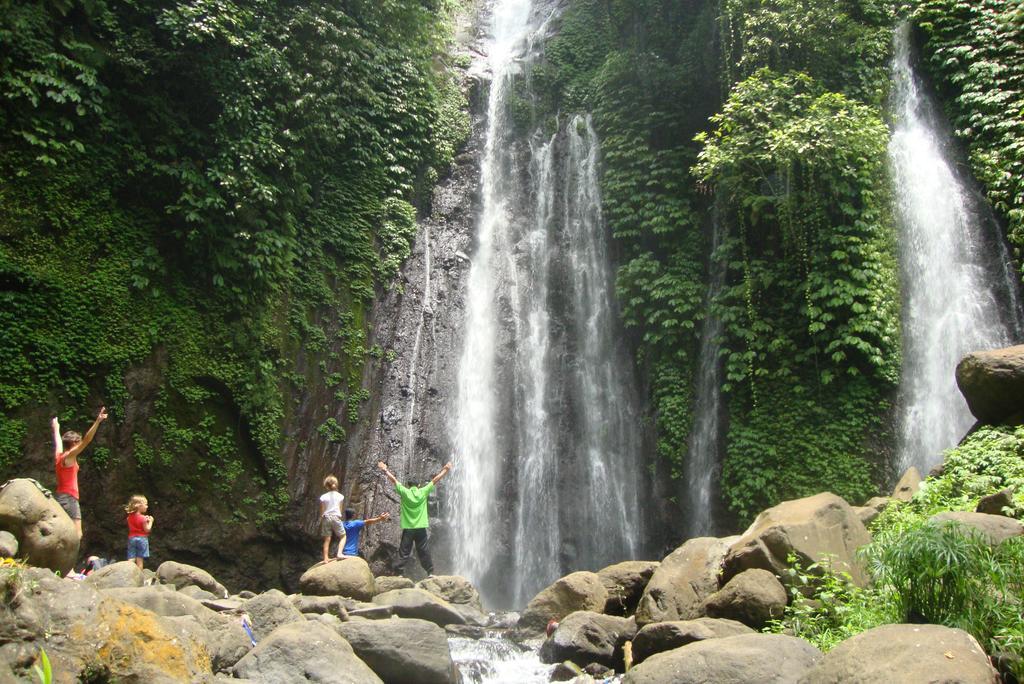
319, 474, 346, 563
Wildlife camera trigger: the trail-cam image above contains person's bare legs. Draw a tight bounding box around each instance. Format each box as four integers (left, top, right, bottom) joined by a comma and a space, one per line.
134, 557, 143, 570
74, 518, 82, 540
322, 536, 331, 563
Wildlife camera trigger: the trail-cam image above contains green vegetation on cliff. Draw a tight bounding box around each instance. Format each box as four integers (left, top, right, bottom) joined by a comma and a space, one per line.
0, 1, 467, 524
913, 0, 1024, 275
534, 0, 899, 522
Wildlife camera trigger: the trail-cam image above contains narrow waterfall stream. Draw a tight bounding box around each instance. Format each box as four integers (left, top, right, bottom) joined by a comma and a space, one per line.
685, 210, 726, 538
447, 0, 647, 609
890, 23, 1023, 476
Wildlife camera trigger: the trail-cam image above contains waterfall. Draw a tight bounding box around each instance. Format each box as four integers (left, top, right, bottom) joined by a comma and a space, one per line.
447, 0, 647, 608
685, 210, 726, 538
890, 23, 1023, 476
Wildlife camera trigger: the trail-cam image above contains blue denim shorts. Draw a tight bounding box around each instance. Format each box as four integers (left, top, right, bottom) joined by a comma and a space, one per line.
127, 536, 150, 559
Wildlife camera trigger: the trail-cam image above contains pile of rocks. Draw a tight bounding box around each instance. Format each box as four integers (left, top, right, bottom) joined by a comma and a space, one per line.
0, 530, 487, 682
514, 488, 1005, 683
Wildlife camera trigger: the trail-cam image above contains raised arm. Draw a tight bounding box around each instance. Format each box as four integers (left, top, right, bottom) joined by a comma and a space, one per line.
65, 407, 108, 462
51, 417, 63, 457
377, 461, 398, 486
144, 515, 154, 532
430, 461, 453, 486
366, 512, 390, 526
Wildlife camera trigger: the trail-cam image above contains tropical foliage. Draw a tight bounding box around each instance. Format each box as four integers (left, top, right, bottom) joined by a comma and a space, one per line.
0, 0, 467, 520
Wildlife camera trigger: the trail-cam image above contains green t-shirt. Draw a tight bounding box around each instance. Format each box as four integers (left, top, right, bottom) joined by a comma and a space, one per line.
395, 482, 434, 529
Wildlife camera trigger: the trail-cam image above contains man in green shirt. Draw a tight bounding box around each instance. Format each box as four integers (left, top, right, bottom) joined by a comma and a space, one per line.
377, 460, 453, 576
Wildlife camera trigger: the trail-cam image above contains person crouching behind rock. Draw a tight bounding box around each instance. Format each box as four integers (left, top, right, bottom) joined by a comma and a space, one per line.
51, 406, 108, 540
124, 494, 154, 569
319, 474, 346, 564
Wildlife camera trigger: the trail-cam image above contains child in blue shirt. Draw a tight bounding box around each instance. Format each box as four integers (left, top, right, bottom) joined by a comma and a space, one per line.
342, 508, 390, 557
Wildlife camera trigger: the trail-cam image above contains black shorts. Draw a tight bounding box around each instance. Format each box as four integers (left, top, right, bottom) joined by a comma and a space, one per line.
55, 492, 81, 520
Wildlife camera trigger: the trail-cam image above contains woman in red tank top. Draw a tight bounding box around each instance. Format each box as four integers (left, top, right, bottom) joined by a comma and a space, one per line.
51, 406, 108, 539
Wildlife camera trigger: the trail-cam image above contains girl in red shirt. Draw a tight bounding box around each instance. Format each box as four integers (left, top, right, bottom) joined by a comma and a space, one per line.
124, 494, 154, 569
51, 406, 108, 539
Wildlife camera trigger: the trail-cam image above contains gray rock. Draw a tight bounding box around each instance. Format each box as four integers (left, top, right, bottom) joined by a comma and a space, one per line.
1, 568, 212, 681
632, 618, 754, 665
624, 633, 822, 684
539, 611, 637, 669
722, 492, 871, 587
635, 537, 735, 626
0, 479, 78, 574
291, 594, 352, 619
298, 557, 377, 600
416, 574, 483, 611
371, 588, 465, 627
337, 617, 458, 684
977, 488, 1015, 516
244, 588, 306, 640
201, 597, 245, 612
84, 560, 144, 589
929, 511, 1024, 545
374, 576, 414, 593
702, 568, 788, 629
517, 571, 609, 636
156, 560, 228, 597
597, 560, 659, 616
891, 467, 921, 502
179, 584, 218, 601
232, 620, 383, 683
798, 624, 998, 683
956, 344, 1024, 424
102, 585, 222, 627
0, 530, 17, 558
349, 605, 395, 620
853, 497, 891, 527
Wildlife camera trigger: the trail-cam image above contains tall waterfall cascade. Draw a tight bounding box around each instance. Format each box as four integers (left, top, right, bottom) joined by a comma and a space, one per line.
447, 0, 647, 609
890, 23, 1023, 476
685, 211, 726, 539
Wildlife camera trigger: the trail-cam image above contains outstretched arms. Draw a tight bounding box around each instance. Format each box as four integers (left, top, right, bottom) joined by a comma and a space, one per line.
430, 461, 454, 486
366, 512, 390, 526
64, 407, 108, 464
51, 417, 63, 457
377, 461, 398, 486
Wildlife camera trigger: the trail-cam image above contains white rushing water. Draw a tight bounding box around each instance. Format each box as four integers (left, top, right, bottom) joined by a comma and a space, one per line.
448, 0, 646, 608
890, 23, 1022, 475
685, 210, 726, 538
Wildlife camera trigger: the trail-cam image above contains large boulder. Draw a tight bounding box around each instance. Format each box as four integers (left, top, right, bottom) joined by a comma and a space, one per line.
516, 571, 609, 636
976, 488, 1015, 516
632, 618, 754, 665
624, 633, 822, 684
231, 620, 383, 683
156, 560, 228, 597
103, 585, 221, 626
722, 493, 871, 587
337, 617, 458, 684
597, 560, 659, 616
374, 576, 414, 593
299, 557, 377, 600
929, 511, 1024, 545
539, 611, 637, 669
955, 345, 1024, 424
0, 567, 212, 683
798, 624, 998, 683
634, 537, 735, 626
701, 568, 787, 630
0, 479, 78, 574
416, 575, 483, 612
0, 530, 17, 557
853, 497, 891, 527
291, 594, 352, 619
85, 560, 145, 589
371, 589, 466, 627
891, 467, 921, 502
243, 588, 306, 640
